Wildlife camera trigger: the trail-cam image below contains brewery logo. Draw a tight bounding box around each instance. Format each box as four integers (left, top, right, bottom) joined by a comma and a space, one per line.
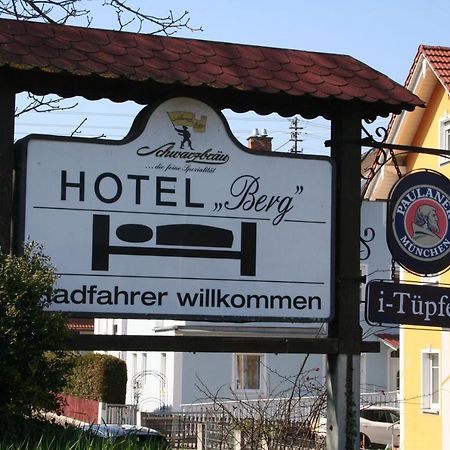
136, 109, 230, 164
167, 110, 207, 149
387, 170, 450, 275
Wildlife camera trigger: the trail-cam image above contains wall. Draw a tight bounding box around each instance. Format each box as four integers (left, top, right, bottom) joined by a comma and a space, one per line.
401, 81, 450, 450
360, 200, 393, 392
180, 352, 325, 408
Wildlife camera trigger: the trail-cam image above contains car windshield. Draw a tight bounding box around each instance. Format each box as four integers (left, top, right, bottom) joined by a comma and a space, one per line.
360, 408, 400, 423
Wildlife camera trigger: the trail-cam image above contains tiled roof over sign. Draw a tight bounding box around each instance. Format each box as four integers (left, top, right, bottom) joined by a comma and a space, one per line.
0, 18, 423, 118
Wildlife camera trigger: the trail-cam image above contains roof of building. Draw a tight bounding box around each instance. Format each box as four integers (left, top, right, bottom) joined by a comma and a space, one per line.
365, 44, 450, 200
0, 18, 422, 119
67, 318, 95, 333
375, 333, 399, 351
406, 45, 450, 93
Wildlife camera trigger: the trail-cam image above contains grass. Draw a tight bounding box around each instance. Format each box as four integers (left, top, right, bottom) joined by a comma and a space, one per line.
0, 416, 170, 450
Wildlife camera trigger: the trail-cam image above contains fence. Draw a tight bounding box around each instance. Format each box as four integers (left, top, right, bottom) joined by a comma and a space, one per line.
98, 391, 399, 449
142, 391, 398, 449
360, 390, 399, 408
100, 402, 137, 425
180, 390, 399, 419
58, 394, 99, 424
141, 412, 325, 450
181, 394, 326, 422
141, 413, 200, 449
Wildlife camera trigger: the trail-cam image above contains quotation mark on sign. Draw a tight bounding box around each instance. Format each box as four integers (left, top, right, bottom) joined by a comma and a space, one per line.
295, 186, 303, 195
214, 203, 223, 211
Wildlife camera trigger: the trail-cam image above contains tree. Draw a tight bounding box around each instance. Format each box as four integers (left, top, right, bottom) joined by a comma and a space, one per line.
0, 243, 73, 418
0, 0, 201, 34
0, 1, 201, 119
194, 361, 327, 450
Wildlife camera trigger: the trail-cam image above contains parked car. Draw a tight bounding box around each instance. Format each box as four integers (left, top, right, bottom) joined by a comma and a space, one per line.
121, 424, 170, 447
80, 423, 170, 448
360, 405, 400, 449
313, 405, 399, 449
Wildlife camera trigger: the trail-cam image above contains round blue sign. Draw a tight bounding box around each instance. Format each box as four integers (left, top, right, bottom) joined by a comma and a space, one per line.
387, 170, 450, 275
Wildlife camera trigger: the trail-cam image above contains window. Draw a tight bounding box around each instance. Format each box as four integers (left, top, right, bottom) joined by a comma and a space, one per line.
131, 353, 138, 381
360, 407, 400, 423
387, 409, 400, 423
160, 353, 167, 386
421, 274, 439, 286
234, 354, 263, 391
439, 118, 450, 166
390, 349, 400, 391
360, 264, 368, 313
142, 353, 147, 382
422, 350, 440, 412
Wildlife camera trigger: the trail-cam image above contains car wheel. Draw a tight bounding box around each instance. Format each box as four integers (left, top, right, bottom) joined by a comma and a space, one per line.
360, 433, 372, 449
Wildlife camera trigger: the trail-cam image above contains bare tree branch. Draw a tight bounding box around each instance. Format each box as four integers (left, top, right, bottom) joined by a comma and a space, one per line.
194, 367, 327, 449
15, 93, 78, 117
2, 1, 201, 118
104, 1, 203, 34
0, 1, 201, 33
0, 0, 91, 24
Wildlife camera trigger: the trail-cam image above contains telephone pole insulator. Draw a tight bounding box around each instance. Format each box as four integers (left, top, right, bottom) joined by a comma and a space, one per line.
289, 117, 304, 154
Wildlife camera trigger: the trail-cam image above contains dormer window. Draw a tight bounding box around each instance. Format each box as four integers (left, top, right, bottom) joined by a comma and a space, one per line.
439, 118, 450, 165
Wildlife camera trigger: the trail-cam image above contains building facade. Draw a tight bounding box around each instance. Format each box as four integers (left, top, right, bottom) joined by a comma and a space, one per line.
367, 45, 450, 450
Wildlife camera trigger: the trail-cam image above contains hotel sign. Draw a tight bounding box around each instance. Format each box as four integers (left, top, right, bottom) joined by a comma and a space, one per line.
17, 97, 334, 322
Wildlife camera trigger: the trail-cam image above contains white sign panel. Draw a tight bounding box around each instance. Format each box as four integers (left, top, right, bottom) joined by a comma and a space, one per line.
18, 97, 334, 322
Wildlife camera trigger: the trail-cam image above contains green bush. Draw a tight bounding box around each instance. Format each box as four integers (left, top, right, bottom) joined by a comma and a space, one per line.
0, 243, 73, 417
65, 353, 127, 404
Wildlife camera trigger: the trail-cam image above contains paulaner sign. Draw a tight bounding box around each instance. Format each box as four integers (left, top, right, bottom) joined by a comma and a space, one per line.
387, 170, 450, 275
17, 97, 334, 322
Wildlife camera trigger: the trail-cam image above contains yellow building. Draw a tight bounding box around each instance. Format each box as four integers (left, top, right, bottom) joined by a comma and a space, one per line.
367, 45, 450, 450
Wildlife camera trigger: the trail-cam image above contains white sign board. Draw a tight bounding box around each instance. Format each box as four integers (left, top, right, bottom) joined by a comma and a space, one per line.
18, 97, 334, 322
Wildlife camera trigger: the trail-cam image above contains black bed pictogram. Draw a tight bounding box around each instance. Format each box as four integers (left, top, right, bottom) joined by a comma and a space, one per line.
91, 214, 256, 276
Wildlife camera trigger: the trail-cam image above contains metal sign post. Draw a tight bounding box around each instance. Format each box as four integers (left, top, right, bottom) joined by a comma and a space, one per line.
327, 107, 362, 450
0, 83, 15, 254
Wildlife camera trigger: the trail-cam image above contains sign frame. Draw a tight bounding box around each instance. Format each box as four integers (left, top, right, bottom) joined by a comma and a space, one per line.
366, 279, 450, 328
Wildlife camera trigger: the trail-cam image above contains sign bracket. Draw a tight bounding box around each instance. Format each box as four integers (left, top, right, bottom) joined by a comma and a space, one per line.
65, 334, 380, 354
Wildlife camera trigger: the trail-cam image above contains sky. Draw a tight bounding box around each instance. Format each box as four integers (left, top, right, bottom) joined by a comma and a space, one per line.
13, 0, 450, 155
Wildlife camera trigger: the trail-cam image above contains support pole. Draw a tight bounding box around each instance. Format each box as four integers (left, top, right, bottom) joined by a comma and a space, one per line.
327, 107, 362, 450
0, 84, 15, 254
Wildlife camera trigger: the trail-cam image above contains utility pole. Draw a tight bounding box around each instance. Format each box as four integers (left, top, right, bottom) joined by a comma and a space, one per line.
289, 117, 303, 154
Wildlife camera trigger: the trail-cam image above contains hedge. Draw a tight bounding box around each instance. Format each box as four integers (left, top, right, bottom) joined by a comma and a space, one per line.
64, 353, 127, 404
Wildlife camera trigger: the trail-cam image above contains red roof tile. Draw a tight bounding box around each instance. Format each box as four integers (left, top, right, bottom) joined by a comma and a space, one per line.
0, 18, 423, 118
